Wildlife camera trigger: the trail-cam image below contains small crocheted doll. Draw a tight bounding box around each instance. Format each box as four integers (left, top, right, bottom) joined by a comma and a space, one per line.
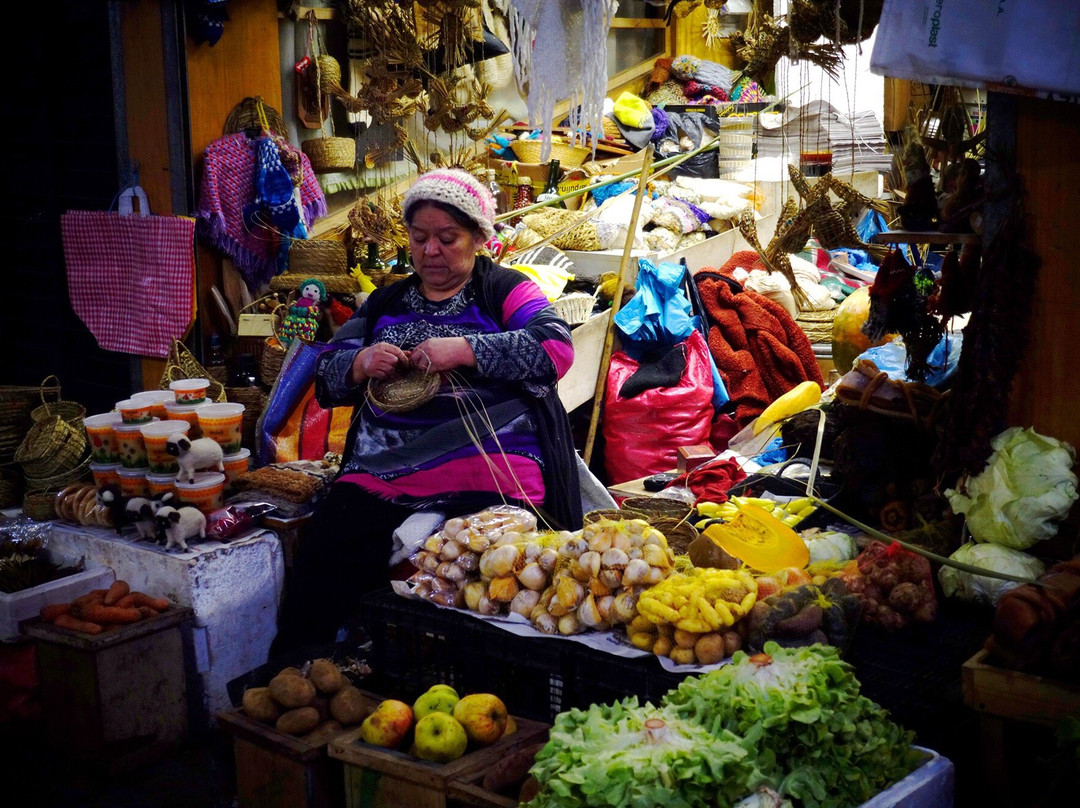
278, 277, 326, 345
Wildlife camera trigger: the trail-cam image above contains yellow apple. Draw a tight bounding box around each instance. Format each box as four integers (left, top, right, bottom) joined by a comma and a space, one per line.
359, 699, 413, 749
452, 693, 508, 746
413, 685, 460, 720
412, 712, 468, 763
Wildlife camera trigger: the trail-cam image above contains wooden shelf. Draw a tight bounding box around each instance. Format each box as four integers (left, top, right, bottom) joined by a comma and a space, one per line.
871, 229, 981, 245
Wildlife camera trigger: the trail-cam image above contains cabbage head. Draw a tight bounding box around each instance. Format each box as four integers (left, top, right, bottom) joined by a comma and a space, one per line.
945, 426, 1078, 549
938, 542, 1045, 605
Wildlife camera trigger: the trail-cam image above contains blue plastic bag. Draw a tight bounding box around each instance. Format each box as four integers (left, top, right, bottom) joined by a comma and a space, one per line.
859, 332, 964, 388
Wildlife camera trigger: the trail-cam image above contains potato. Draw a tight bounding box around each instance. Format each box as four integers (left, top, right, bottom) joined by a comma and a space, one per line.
652, 635, 674, 657
277, 666, 304, 679
275, 706, 321, 736
329, 685, 370, 726
723, 630, 743, 658
268, 672, 316, 709
241, 687, 281, 724
673, 628, 698, 649
312, 696, 330, 723
669, 646, 697, 666
308, 658, 344, 695
694, 632, 727, 665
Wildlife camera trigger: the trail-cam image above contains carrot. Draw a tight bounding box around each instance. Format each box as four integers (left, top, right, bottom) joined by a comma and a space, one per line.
130, 592, 171, 611
137, 605, 160, 619
73, 604, 143, 624
113, 593, 138, 609
72, 589, 107, 608
54, 614, 105, 635
103, 579, 130, 606
39, 603, 73, 622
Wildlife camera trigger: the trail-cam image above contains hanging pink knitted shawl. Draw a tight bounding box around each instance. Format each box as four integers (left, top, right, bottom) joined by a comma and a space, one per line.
197, 132, 327, 290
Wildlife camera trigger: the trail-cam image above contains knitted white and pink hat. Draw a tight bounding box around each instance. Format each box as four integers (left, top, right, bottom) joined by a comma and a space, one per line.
402, 168, 497, 241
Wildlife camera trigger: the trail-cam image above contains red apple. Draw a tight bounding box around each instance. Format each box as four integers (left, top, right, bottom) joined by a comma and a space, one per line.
359, 699, 413, 749
451, 693, 508, 746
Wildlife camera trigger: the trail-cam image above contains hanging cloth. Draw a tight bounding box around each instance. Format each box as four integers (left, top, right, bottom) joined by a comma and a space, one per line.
62, 186, 197, 358
197, 132, 326, 292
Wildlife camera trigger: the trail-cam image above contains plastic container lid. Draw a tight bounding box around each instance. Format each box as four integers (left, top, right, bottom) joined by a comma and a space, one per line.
84, 412, 123, 428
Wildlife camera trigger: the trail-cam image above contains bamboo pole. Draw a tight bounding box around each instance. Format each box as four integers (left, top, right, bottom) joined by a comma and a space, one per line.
582, 146, 654, 466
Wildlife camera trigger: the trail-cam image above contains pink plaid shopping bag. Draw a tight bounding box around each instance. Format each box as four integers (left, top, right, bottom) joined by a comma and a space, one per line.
62, 203, 197, 358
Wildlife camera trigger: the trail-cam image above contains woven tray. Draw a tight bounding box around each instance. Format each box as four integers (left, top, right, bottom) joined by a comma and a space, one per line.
620, 496, 694, 522
367, 367, 440, 413
511, 137, 591, 168
302, 136, 356, 172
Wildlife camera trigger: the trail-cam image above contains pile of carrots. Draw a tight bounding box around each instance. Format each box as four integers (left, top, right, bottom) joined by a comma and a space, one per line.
39, 579, 173, 635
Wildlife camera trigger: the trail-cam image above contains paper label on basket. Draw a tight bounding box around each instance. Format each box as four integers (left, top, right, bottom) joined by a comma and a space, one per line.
237, 313, 277, 337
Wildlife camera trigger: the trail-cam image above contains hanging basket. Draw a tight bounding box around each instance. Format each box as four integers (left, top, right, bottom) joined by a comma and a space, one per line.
302, 136, 356, 172
29, 375, 86, 431
13, 415, 87, 479
224, 96, 289, 138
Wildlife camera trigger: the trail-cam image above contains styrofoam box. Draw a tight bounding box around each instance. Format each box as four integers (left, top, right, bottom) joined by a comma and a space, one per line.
861, 747, 954, 808
0, 550, 115, 642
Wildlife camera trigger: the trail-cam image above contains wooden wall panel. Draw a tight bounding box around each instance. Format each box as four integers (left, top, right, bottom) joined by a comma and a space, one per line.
1006, 97, 1080, 453
185, 0, 283, 359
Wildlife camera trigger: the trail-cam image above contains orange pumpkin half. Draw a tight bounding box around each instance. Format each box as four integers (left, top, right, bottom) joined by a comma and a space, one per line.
703, 504, 809, 573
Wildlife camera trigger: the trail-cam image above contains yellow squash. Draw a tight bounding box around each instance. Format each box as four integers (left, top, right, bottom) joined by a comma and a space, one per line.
703, 504, 810, 573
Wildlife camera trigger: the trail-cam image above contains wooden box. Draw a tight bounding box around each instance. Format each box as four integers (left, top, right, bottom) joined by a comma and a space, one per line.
23, 606, 193, 773
218, 705, 371, 808
961, 647, 1080, 724
329, 715, 550, 808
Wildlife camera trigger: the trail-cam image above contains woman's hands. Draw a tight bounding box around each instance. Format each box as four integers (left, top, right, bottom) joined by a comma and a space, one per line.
409, 337, 476, 374
350, 342, 410, 384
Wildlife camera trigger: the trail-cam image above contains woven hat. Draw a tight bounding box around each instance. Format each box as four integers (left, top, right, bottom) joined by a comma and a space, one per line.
269, 238, 360, 294
612, 92, 655, 151
402, 169, 496, 241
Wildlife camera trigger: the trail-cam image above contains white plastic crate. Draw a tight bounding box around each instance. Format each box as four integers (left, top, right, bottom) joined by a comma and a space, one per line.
0, 550, 115, 642
861, 747, 954, 808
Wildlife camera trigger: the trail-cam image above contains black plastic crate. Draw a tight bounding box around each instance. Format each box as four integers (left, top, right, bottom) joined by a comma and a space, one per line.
560, 643, 690, 711
355, 587, 569, 723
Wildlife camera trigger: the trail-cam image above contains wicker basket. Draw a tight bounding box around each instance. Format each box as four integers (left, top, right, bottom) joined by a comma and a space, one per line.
14, 415, 87, 479
22, 490, 58, 522
161, 339, 227, 403
224, 96, 288, 138
302, 136, 356, 172
0, 383, 52, 426
620, 496, 694, 522
648, 516, 699, 555
288, 239, 347, 276
29, 375, 86, 431
510, 137, 592, 168
367, 368, 440, 413
23, 452, 92, 493
553, 292, 596, 326
260, 337, 288, 387
583, 507, 647, 524
0, 465, 23, 508
796, 308, 839, 345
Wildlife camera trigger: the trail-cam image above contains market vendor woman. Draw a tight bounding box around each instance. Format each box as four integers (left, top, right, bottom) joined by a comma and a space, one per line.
270, 168, 582, 656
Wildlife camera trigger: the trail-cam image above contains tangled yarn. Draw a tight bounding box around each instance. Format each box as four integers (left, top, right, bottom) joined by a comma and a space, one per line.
671, 55, 737, 94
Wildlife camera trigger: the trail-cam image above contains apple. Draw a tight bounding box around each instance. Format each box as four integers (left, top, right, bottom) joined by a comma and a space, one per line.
412, 712, 468, 763
452, 693, 508, 746
359, 699, 413, 749
413, 685, 460, 720
502, 714, 518, 737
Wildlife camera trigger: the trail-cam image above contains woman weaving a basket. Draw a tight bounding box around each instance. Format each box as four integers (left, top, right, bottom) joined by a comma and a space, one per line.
270, 168, 583, 656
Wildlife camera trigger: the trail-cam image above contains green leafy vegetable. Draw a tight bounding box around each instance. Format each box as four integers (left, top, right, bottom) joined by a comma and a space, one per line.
945, 426, 1078, 549
522, 697, 764, 808
661, 643, 923, 808
938, 542, 1046, 605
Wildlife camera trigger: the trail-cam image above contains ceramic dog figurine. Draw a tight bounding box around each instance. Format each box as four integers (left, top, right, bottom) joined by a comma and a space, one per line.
166, 434, 224, 484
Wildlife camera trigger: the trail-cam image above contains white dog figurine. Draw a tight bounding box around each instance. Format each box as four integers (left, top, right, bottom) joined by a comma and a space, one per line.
155, 505, 206, 551
166, 434, 224, 484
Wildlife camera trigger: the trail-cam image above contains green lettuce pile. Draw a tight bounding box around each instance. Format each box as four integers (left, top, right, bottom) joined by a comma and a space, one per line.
524, 643, 923, 808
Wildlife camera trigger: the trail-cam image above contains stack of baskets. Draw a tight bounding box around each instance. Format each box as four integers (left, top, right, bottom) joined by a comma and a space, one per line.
13, 376, 91, 502
0, 382, 48, 508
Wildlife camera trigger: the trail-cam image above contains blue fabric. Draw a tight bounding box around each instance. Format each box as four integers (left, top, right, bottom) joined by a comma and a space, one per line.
254, 136, 307, 272
752, 437, 788, 466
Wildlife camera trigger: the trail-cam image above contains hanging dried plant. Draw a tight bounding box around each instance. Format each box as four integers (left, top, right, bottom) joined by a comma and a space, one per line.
731, 15, 842, 86
344, 0, 424, 69
424, 72, 495, 133
353, 58, 427, 125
